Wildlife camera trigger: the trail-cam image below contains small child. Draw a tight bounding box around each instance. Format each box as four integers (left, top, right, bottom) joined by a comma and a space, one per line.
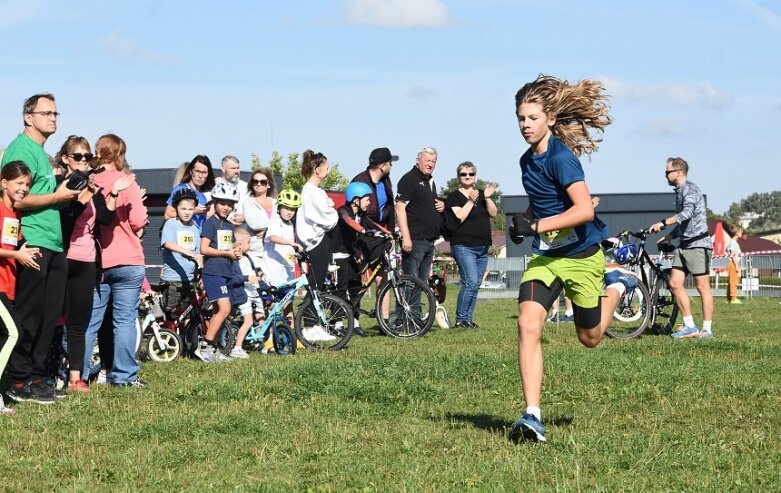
332, 182, 389, 336
160, 187, 202, 309
198, 183, 247, 363
1, 162, 40, 412
229, 226, 263, 358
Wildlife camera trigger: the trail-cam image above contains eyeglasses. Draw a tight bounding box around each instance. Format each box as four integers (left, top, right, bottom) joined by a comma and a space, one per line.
665, 169, 679, 176
459, 172, 476, 177
28, 111, 60, 118
252, 179, 269, 186
192, 169, 209, 176
69, 153, 94, 162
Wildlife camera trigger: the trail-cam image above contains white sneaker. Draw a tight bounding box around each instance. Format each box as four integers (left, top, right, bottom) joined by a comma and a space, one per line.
354, 318, 361, 328
229, 346, 250, 359
0, 395, 16, 416
303, 325, 337, 342
96, 370, 108, 385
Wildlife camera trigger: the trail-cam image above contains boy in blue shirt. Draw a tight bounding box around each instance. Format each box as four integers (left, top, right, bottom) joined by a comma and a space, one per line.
197, 183, 246, 363
160, 188, 202, 309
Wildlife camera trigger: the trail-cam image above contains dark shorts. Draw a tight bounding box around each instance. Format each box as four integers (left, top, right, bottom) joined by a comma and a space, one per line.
203, 274, 247, 306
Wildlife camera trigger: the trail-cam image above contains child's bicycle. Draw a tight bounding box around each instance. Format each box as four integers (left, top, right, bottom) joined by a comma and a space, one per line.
331, 231, 436, 338
604, 229, 679, 339
136, 290, 182, 363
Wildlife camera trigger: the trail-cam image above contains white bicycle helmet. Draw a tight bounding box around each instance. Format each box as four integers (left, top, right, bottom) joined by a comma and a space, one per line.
210, 182, 240, 202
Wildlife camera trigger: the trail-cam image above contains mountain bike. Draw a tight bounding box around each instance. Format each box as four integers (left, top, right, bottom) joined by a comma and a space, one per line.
604, 229, 679, 339
329, 232, 436, 338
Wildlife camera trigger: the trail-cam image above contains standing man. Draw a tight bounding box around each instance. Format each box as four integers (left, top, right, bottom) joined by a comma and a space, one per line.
648, 157, 714, 339
351, 147, 397, 326
2, 93, 79, 403
395, 146, 445, 285
217, 155, 248, 224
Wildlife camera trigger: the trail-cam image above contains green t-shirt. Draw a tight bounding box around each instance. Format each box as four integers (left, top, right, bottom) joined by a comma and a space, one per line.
1, 132, 63, 252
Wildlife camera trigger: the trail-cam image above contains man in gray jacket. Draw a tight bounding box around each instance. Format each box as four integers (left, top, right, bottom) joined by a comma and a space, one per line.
649, 157, 714, 339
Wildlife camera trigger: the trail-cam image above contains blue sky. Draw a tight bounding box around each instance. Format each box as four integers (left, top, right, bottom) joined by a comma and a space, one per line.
1, 0, 779, 214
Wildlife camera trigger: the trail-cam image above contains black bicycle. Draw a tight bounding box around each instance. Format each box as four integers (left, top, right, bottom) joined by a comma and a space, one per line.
605, 229, 679, 339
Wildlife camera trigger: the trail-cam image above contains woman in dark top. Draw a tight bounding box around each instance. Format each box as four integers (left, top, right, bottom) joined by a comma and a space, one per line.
444, 161, 497, 328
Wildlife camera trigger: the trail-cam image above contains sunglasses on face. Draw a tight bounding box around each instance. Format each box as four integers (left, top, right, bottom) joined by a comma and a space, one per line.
69, 153, 94, 162
252, 179, 269, 186
460, 172, 476, 177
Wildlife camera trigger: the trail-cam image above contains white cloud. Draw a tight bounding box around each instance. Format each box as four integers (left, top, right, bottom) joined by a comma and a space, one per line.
637, 117, 698, 137
343, 0, 449, 28
98, 32, 175, 65
602, 78, 732, 110
736, 0, 781, 30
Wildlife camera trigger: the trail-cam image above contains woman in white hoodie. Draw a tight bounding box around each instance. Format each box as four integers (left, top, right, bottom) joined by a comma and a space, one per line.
296, 149, 338, 290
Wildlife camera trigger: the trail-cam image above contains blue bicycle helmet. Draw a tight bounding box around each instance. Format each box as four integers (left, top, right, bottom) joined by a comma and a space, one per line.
171, 187, 199, 207
615, 244, 638, 265
345, 182, 373, 203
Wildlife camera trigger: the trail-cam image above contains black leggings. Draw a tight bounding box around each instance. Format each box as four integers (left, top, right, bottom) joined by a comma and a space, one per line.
65, 259, 96, 379
518, 279, 602, 329
306, 235, 332, 292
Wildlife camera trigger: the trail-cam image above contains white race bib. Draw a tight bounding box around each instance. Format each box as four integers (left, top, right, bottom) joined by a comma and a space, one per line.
2, 217, 20, 247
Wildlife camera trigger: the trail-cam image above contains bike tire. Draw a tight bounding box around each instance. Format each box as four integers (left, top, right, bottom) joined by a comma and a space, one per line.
377, 274, 435, 338
606, 277, 651, 339
650, 273, 679, 335
294, 293, 353, 351
612, 286, 646, 323
218, 320, 238, 355
145, 328, 182, 363
183, 318, 204, 358
272, 318, 296, 356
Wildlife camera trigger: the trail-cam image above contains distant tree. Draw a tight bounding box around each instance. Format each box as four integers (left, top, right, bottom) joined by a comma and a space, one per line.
250, 151, 348, 192
725, 191, 781, 233
439, 177, 505, 231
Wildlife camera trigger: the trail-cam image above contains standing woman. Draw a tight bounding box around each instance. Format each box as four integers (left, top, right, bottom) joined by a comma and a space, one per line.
444, 161, 497, 329
163, 155, 215, 230
507, 75, 636, 443
55, 136, 133, 392
296, 150, 338, 290
242, 167, 277, 259
82, 134, 147, 387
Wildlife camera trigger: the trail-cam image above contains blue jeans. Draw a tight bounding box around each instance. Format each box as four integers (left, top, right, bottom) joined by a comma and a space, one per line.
399, 239, 435, 318
83, 265, 144, 384
451, 244, 489, 323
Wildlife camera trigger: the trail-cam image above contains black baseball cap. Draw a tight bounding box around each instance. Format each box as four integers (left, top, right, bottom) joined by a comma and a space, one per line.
369, 147, 398, 166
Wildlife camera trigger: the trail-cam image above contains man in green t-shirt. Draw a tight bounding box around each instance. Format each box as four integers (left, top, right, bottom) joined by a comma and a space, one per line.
1, 93, 79, 405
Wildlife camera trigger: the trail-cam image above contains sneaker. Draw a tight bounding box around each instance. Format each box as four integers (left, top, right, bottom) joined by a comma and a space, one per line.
546, 313, 559, 322
454, 320, 471, 329
729, 299, 743, 304
697, 330, 714, 339
229, 346, 250, 359
110, 379, 147, 388
302, 325, 336, 342
95, 370, 108, 385
509, 413, 547, 443
604, 269, 638, 291
0, 395, 16, 415
7, 380, 56, 405
468, 321, 480, 329
51, 384, 68, 400
671, 325, 700, 339
67, 379, 91, 394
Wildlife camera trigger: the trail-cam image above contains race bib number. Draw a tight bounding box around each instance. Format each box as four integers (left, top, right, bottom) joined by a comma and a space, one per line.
2, 217, 20, 247
538, 227, 579, 251
177, 230, 196, 250
217, 229, 233, 251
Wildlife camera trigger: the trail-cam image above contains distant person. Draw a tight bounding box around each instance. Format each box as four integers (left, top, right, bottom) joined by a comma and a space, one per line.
726, 224, 743, 304
164, 155, 215, 230
648, 157, 714, 338
395, 146, 445, 286
444, 161, 497, 329
242, 167, 277, 259
2, 93, 79, 404
216, 155, 248, 224
507, 75, 635, 444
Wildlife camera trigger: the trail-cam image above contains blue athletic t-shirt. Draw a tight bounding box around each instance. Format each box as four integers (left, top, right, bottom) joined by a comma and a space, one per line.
520, 135, 607, 257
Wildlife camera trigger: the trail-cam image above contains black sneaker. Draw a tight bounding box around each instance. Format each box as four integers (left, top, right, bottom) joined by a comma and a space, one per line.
468, 321, 480, 329
8, 380, 56, 404
110, 379, 147, 388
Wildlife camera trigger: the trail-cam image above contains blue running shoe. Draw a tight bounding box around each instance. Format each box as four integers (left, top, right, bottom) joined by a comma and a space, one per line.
509, 413, 547, 443
604, 269, 638, 291
671, 325, 700, 339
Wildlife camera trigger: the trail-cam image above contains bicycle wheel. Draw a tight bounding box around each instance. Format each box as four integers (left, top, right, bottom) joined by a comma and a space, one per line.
144, 328, 182, 363
272, 318, 296, 356
613, 286, 646, 323
377, 274, 435, 338
650, 273, 679, 335
183, 318, 204, 358
606, 279, 651, 339
217, 320, 238, 355
294, 293, 353, 351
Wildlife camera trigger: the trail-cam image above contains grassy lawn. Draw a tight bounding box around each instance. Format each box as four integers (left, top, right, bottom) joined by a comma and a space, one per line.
2, 296, 779, 492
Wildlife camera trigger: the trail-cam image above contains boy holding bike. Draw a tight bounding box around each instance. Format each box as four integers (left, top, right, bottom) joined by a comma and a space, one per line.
160, 188, 202, 309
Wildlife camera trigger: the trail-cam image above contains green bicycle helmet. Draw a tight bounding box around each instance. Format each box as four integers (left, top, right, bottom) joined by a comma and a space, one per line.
277, 189, 302, 209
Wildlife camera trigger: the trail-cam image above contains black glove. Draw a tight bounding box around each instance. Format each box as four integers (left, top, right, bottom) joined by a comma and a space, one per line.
512, 214, 536, 236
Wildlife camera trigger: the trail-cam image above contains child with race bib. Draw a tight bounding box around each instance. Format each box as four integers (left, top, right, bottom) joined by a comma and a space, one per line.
160, 187, 202, 309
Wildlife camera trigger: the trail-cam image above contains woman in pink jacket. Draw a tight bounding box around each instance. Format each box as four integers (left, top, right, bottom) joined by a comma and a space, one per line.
82, 134, 147, 387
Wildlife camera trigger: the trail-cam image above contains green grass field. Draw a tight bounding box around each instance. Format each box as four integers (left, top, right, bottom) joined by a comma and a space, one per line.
2, 296, 779, 492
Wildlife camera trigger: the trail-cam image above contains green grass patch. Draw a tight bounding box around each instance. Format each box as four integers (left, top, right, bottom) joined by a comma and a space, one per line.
2, 297, 780, 491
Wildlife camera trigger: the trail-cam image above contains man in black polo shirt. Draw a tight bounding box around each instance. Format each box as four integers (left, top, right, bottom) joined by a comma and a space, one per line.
395, 146, 444, 284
